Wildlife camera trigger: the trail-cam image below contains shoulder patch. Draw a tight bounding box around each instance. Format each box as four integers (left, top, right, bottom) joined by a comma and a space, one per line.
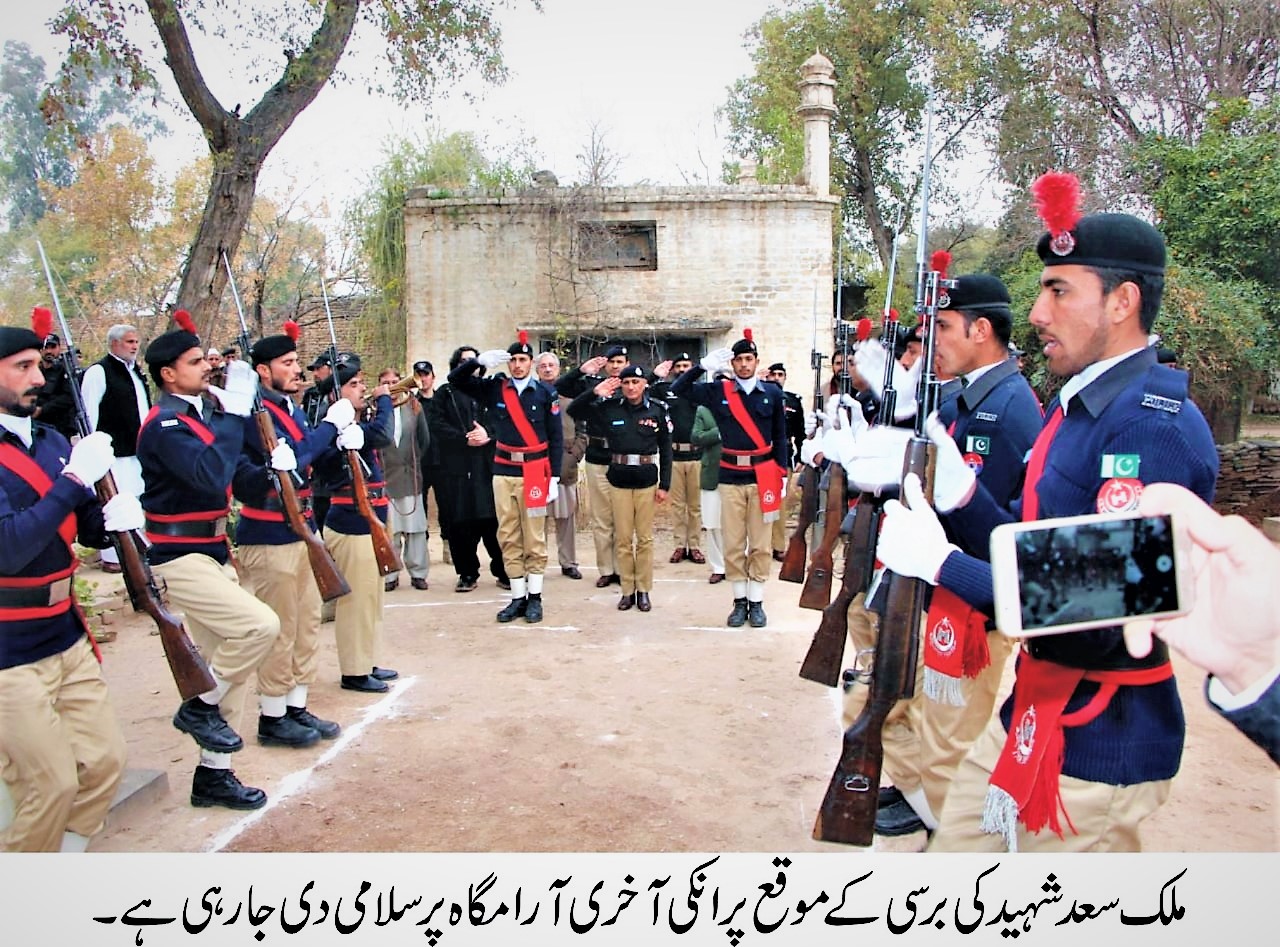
975, 411, 999, 422
1140, 392, 1182, 414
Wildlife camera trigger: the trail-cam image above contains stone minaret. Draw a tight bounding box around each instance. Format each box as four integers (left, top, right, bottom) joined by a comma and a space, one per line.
796, 50, 836, 197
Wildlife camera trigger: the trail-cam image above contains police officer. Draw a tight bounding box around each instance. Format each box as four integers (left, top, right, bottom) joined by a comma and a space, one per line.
302, 352, 335, 530
0, 319, 129, 851
137, 314, 280, 810
32, 333, 78, 439
555, 344, 629, 587
650, 352, 704, 566
671, 329, 789, 628
450, 332, 564, 624
569, 364, 672, 611
874, 175, 1219, 852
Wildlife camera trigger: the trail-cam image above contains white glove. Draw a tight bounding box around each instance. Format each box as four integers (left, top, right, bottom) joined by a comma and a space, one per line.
63, 430, 115, 486
877, 473, 958, 584
101, 492, 144, 532
924, 412, 977, 513
822, 410, 860, 467
804, 408, 830, 437
476, 349, 511, 370
216, 359, 258, 417
852, 344, 920, 422
800, 432, 825, 467
322, 397, 356, 431
270, 442, 298, 472
547, 476, 559, 504
842, 425, 911, 494
336, 424, 365, 451
700, 347, 733, 374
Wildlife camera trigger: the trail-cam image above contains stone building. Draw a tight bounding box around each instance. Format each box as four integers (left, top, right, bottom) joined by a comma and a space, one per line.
403, 52, 839, 380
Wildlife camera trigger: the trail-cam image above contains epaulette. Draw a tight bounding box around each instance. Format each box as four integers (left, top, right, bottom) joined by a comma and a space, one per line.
1138, 363, 1188, 415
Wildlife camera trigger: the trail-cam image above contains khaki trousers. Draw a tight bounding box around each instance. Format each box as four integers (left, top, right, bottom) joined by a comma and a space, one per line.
839, 592, 923, 795
929, 715, 1171, 852
919, 631, 1017, 818
669, 460, 702, 549
613, 485, 656, 594
719, 482, 771, 584
585, 462, 616, 575
493, 474, 548, 580
239, 542, 323, 698
0, 638, 126, 851
324, 530, 384, 677
152, 553, 279, 735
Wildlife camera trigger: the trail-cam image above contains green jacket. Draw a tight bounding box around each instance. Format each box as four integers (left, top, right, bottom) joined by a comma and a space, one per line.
690, 405, 722, 493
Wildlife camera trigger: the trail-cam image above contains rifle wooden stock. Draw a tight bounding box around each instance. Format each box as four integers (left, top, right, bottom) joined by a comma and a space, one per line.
798, 463, 847, 610
798, 494, 881, 686
778, 463, 819, 583
812, 437, 933, 845
348, 449, 402, 576
97, 476, 216, 701
253, 410, 350, 602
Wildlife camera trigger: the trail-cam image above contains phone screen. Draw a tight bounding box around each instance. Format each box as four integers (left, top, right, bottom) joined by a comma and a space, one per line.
1014, 514, 1180, 632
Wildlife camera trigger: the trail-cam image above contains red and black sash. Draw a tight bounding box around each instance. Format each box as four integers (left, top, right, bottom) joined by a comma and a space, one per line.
1021, 405, 1064, 522
138, 408, 232, 548
720, 380, 784, 519
240, 400, 312, 523
499, 383, 552, 514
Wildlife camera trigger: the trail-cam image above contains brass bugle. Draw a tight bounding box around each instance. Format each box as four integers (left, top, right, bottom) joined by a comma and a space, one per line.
365, 375, 419, 407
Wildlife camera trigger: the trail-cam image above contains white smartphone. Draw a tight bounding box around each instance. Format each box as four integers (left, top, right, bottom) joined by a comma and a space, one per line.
989, 511, 1193, 637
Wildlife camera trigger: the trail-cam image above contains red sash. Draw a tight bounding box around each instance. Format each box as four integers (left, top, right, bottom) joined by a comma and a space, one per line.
0, 443, 78, 552
983, 652, 1173, 848
922, 587, 991, 704
501, 383, 552, 515
1021, 405, 1064, 521
262, 399, 305, 443
720, 380, 784, 520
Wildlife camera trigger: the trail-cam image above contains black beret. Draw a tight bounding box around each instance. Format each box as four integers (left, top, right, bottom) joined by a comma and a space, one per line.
307, 352, 332, 371
604, 344, 628, 359
315, 352, 362, 396
1036, 212, 1165, 275
0, 327, 44, 360
891, 323, 915, 361
731, 336, 757, 356
250, 334, 297, 366
508, 338, 534, 356
145, 329, 203, 371
618, 364, 645, 379
767, 362, 786, 373
672, 351, 693, 363
413, 360, 433, 375
940, 273, 1013, 332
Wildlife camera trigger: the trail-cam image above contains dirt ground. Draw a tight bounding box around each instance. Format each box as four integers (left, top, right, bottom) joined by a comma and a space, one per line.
82, 515, 1276, 855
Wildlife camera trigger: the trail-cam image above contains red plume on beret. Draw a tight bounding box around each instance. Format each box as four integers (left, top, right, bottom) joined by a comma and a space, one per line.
743, 327, 754, 342
283, 319, 300, 341
31, 307, 53, 341
856, 318, 873, 341
173, 309, 197, 334
930, 250, 952, 279
518, 329, 529, 346
888, 307, 899, 321
1031, 171, 1082, 254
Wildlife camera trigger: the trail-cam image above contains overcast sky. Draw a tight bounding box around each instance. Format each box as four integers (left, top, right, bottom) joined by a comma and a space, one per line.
3, 1, 784, 224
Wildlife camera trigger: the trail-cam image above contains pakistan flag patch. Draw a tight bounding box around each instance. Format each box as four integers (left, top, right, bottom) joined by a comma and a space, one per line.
966, 435, 991, 455
1100, 454, 1141, 478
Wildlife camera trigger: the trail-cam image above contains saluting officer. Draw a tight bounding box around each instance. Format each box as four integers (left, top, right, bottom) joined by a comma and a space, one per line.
555, 344, 629, 587
232, 323, 356, 746
650, 352, 705, 567
671, 329, 789, 628
569, 364, 672, 612
450, 331, 564, 624
874, 173, 1219, 852
137, 313, 280, 811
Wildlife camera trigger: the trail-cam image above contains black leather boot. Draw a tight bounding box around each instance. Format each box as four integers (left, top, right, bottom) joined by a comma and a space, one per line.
287, 706, 340, 740
523, 593, 543, 623
173, 697, 243, 753
726, 598, 749, 627
748, 601, 768, 628
496, 596, 527, 623
191, 766, 267, 810
257, 713, 320, 748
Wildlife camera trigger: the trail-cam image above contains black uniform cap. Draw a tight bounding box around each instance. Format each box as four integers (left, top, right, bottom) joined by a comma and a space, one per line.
0, 327, 44, 360
604, 344, 628, 359
413, 360, 433, 375
307, 352, 332, 371
672, 351, 694, 363
618, 364, 645, 379
315, 352, 362, 395
767, 362, 786, 373
939, 273, 1013, 337
731, 328, 758, 356
1036, 212, 1166, 275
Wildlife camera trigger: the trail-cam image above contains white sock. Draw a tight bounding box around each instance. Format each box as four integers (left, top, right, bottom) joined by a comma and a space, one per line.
903, 787, 939, 830
526, 573, 543, 595
747, 580, 765, 603
732, 580, 748, 599
286, 684, 308, 709
199, 676, 231, 706
510, 576, 527, 598
59, 831, 90, 853
259, 694, 287, 718
199, 751, 232, 770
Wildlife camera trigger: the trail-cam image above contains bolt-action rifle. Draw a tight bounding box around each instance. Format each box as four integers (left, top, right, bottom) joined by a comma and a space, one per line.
779, 288, 825, 585
222, 253, 350, 602
36, 241, 215, 700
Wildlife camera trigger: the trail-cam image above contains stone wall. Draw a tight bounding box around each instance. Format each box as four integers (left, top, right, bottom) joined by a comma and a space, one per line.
402, 185, 837, 378
1215, 440, 1280, 512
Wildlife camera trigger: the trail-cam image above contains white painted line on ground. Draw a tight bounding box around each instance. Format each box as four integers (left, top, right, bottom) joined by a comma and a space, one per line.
205, 677, 419, 853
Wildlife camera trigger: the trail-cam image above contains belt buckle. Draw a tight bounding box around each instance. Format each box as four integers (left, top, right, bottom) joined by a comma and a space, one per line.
735, 455, 752, 467
510, 451, 525, 463
627, 454, 641, 465
49, 576, 72, 605
213, 515, 228, 536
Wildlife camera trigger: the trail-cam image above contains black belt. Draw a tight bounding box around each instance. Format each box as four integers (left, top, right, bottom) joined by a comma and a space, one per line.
145, 516, 228, 538
721, 452, 773, 468
611, 453, 658, 466
332, 485, 386, 502
496, 447, 548, 463
0, 577, 72, 608
255, 495, 313, 515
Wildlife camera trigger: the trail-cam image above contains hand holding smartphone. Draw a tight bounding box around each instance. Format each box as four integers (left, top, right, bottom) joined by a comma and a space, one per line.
990, 511, 1194, 637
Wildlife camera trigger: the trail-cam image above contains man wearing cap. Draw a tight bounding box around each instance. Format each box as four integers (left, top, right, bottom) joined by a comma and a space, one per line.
650, 353, 705, 567
413, 360, 449, 566
231, 325, 355, 749
310, 354, 397, 692
206, 347, 226, 388
765, 362, 806, 562
844, 273, 1043, 838
569, 364, 672, 611
873, 174, 1218, 851
671, 330, 789, 628
302, 352, 335, 537
33, 333, 77, 439
80, 323, 150, 574
0, 320, 132, 851
535, 351, 585, 580
450, 333, 563, 624
555, 344, 629, 587
136, 315, 280, 810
